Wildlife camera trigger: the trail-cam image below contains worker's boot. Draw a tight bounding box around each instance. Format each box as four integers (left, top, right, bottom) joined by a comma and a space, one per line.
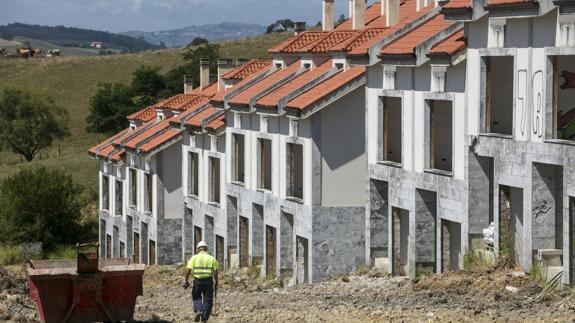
194, 311, 202, 322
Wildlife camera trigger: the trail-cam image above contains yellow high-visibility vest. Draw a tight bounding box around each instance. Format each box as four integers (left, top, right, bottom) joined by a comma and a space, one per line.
186, 251, 219, 279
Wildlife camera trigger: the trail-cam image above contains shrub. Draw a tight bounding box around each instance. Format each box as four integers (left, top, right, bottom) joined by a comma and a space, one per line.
46, 245, 77, 260
0, 244, 25, 265
0, 167, 83, 251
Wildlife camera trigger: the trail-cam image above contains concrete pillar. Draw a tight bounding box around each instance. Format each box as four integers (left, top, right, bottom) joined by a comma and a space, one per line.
322, 0, 335, 31
385, 0, 400, 27
353, 0, 366, 30
200, 59, 210, 89
217, 58, 234, 92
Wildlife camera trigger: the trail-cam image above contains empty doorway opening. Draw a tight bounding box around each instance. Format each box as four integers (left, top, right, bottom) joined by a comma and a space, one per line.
441, 219, 461, 272
296, 236, 309, 284
106, 234, 112, 259
194, 226, 203, 254
239, 216, 249, 268
415, 189, 437, 275
370, 179, 389, 269
205, 215, 215, 252
266, 225, 277, 279
227, 196, 238, 269
499, 185, 524, 268
216, 235, 224, 267
149, 240, 156, 265
280, 212, 294, 283
392, 207, 409, 276
133, 232, 140, 263
252, 204, 264, 267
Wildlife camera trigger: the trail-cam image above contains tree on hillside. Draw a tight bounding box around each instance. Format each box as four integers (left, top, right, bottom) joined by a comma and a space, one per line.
189, 37, 209, 46
86, 83, 135, 134
0, 167, 83, 250
336, 14, 346, 26
0, 87, 69, 162
130, 66, 166, 106
164, 43, 220, 94
266, 19, 295, 33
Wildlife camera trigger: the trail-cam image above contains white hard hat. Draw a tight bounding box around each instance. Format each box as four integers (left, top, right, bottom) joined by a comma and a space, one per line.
196, 241, 208, 249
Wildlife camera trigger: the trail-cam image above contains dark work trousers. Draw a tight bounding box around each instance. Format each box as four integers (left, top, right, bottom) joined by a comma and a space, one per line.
192, 277, 214, 321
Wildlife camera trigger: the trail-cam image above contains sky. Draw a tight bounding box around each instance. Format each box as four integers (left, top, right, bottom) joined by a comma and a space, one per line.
0, 0, 357, 33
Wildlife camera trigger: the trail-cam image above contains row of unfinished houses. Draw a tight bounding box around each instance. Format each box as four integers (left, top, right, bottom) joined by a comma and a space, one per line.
89, 0, 575, 284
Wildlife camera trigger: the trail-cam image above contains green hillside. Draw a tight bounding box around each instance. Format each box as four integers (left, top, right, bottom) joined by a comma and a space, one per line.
1, 36, 116, 57
0, 32, 290, 193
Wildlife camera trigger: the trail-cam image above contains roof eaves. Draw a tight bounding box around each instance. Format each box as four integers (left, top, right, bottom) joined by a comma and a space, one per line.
211, 66, 278, 110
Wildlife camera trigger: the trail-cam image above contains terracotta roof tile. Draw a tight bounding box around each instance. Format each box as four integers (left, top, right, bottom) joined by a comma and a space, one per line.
211, 64, 274, 103
206, 113, 225, 131
380, 13, 453, 55
88, 128, 130, 155
256, 60, 334, 108
222, 60, 272, 80
123, 119, 172, 150
139, 128, 182, 153
127, 106, 156, 122
304, 31, 359, 53
335, 2, 385, 30
286, 66, 365, 111
186, 107, 220, 128
170, 97, 211, 125
442, 0, 472, 9
110, 150, 125, 162
190, 81, 218, 96
229, 63, 302, 106
268, 31, 328, 53
487, 0, 537, 6
429, 29, 466, 55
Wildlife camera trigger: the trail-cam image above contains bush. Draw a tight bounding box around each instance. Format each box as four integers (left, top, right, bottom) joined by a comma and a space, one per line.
0, 245, 25, 265
46, 245, 77, 260
0, 167, 83, 251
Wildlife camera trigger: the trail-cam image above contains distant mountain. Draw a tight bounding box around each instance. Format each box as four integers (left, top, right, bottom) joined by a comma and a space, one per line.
0, 23, 159, 52
121, 22, 266, 48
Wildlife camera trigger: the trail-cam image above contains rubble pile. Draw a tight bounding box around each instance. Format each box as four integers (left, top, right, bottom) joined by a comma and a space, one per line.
0, 266, 36, 322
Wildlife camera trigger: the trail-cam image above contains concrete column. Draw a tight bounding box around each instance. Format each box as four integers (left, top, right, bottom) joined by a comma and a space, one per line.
385, 0, 400, 27
200, 59, 210, 89
322, 0, 335, 31
353, 0, 366, 30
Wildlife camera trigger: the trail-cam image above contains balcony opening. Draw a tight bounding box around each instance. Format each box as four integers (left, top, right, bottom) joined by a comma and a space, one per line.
115, 180, 122, 216
381, 96, 402, 164
188, 152, 199, 196
551, 55, 575, 140
209, 157, 221, 204
484, 56, 514, 135
130, 168, 137, 206
287, 143, 303, 200
258, 138, 272, 190
232, 134, 245, 183
102, 175, 109, 211
145, 173, 152, 213
427, 100, 453, 173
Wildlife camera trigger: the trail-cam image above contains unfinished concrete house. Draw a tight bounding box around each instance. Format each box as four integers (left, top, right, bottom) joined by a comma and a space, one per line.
365, 0, 468, 277
445, 0, 575, 283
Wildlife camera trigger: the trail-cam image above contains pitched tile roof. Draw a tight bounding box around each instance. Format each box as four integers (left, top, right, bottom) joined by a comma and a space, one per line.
304, 31, 360, 53
268, 31, 328, 54
88, 128, 131, 162
380, 13, 453, 55
228, 62, 302, 106
123, 119, 172, 150
88, 128, 130, 155
190, 81, 219, 96
429, 29, 466, 55
211, 65, 275, 103
154, 94, 209, 111
127, 106, 156, 122
256, 60, 334, 108
139, 128, 182, 153
286, 66, 366, 111
206, 113, 225, 131
442, 0, 472, 9
170, 97, 211, 125
186, 107, 221, 128
221, 60, 272, 81
335, 2, 386, 30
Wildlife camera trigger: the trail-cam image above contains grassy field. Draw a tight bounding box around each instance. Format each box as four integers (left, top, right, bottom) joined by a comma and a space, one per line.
1, 36, 120, 56
0, 32, 291, 193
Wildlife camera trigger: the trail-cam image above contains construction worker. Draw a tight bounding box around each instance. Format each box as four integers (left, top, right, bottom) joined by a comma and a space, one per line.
183, 241, 219, 322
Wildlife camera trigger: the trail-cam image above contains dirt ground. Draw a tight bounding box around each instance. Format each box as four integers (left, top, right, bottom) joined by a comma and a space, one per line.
2, 264, 575, 322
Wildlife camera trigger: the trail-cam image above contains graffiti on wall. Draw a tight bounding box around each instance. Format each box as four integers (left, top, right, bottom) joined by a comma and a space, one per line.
517, 69, 527, 136
532, 70, 544, 138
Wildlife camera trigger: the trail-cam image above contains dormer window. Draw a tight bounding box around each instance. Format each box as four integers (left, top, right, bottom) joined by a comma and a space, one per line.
335, 63, 344, 70
303, 63, 311, 69
275, 63, 283, 68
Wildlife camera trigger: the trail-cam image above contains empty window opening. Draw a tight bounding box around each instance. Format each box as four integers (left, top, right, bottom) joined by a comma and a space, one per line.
441, 220, 461, 272
227, 196, 238, 269
499, 185, 524, 268
551, 55, 575, 140
216, 235, 225, 267
252, 204, 264, 266
102, 175, 109, 211
370, 180, 389, 269
532, 163, 563, 273
296, 236, 309, 284
209, 157, 221, 204
258, 138, 272, 190
120, 241, 125, 258
145, 173, 153, 213
381, 97, 402, 164
149, 240, 156, 265
239, 216, 249, 268
266, 225, 277, 279
188, 152, 199, 196
427, 100, 453, 172
415, 189, 437, 275
287, 143, 304, 200
133, 232, 140, 263
115, 180, 123, 216
194, 226, 203, 255
392, 207, 409, 276
233, 134, 245, 183
484, 56, 514, 135
280, 212, 294, 283
130, 168, 138, 206
106, 234, 112, 259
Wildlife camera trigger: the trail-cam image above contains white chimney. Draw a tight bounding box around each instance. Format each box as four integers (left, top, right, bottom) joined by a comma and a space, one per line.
183, 75, 194, 94
217, 58, 234, 92
349, 0, 354, 18
380, 0, 385, 16
352, 0, 366, 30
385, 0, 400, 27
200, 59, 210, 89
322, 0, 335, 31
